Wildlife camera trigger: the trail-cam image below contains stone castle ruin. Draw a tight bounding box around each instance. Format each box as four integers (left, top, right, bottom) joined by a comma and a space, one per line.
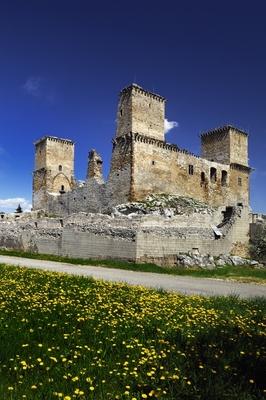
0, 84, 253, 265
33, 84, 250, 215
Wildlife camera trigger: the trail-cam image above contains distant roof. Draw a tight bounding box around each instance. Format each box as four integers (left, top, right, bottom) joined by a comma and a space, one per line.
34, 135, 74, 146
201, 125, 248, 138
120, 83, 166, 102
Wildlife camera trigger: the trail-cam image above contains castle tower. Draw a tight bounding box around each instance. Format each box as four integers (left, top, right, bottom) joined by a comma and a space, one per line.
201, 125, 248, 166
33, 136, 75, 210
86, 149, 104, 182
116, 84, 166, 141
201, 125, 251, 207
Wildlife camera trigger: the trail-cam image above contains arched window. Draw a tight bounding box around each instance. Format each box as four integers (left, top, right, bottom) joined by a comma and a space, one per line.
201, 172, 206, 183
61, 185, 64, 191
59, 165, 62, 171
210, 167, 217, 183
221, 170, 228, 186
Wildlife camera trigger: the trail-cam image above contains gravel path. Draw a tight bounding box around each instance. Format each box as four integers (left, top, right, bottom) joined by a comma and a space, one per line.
0, 255, 265, 299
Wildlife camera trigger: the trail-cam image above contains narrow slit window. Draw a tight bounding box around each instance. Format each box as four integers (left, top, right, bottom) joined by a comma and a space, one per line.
201, 172, 206, 183
238, 177, 242, 186
188, 165, 194, 175
59, 165, 62, 171
221, 170, 228, 186
210, 167, 217, 183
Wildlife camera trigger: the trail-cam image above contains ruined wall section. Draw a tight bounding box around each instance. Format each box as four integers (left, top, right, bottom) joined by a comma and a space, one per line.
0, 207, 250, 264
47, 181, 106, 216
106, 134, 133, 208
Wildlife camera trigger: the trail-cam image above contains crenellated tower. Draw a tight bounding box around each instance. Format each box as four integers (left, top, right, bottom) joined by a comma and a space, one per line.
201, 125, 251, 207
116, 83, 166, 140
33, 136, 75, 210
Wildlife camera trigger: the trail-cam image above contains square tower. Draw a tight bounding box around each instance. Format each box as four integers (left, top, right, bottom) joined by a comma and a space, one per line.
201, 125, 248, 167
115, 84, 166, 141
33, 136, 75, 210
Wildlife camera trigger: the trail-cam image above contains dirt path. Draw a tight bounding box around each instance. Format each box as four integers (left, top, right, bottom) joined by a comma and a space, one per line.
0, 255, 265, 299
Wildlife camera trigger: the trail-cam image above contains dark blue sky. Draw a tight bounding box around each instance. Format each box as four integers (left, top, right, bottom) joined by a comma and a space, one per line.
0, 0, 265, 212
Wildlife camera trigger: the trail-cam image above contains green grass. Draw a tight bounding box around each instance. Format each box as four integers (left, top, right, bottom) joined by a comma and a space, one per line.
0, 248, 265, 283
0, 264, 265, 400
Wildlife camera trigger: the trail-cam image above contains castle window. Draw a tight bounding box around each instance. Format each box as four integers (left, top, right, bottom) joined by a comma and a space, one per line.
188, 165, 194, 175
120, 109, 123, 116
238, 177, 242, 186
210, 167, 217, 183
59, 165, 62, 171
59, 185, 65, 194
221, 170, 228, 186
152, 160, 155, 165
201, 172, 206, 183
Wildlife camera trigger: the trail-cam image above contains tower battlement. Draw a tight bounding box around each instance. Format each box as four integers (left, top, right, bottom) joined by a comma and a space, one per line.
201, 125, 249, 167
116, 83, 166, 141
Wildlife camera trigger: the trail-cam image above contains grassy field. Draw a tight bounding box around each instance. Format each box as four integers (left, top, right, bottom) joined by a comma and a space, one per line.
0, 248, 265, 283
0, 264, 265, 399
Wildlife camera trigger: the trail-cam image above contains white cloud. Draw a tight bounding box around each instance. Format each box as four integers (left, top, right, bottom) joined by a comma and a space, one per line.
0, 198, 32, 213
22, 77, 42, 97
164, 118, 179, 134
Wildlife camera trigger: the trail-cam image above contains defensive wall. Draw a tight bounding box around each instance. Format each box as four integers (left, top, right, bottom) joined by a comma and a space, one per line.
0, 204, 250, 265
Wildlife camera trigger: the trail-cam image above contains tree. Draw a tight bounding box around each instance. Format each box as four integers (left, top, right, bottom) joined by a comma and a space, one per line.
15, 204, 23, 214
250, 225, 266, 262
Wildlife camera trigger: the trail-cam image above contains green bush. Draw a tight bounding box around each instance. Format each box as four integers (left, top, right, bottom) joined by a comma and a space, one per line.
250, 226, 266, 261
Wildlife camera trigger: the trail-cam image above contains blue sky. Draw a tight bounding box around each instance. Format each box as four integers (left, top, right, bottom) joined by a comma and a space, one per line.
0, 0, 265, 213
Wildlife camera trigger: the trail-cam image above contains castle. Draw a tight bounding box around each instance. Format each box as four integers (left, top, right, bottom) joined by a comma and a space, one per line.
33, 84, 251, 215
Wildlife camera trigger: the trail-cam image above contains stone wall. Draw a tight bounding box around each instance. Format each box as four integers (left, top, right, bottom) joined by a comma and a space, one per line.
131, 134, 249, 208
0, 205, 250, 265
